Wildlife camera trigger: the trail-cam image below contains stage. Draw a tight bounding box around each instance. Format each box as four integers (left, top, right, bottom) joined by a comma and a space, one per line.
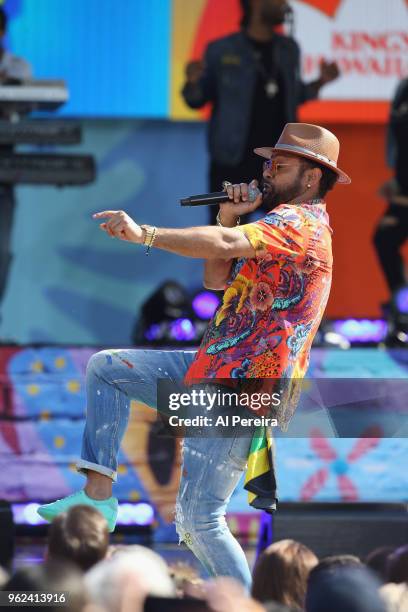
0, 346, 407, 540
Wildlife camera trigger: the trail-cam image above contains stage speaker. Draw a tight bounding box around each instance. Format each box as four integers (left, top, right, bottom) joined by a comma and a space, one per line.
270, 503, 408, 559
0, 500, 15, 571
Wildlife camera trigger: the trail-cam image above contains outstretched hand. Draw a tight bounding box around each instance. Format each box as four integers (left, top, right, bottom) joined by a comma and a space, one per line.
93, 210, 144, 243
319, 59, 340, 85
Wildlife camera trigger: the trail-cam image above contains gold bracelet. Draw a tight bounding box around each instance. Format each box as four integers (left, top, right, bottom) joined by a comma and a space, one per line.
216, 210, 240, 227
140, 225, 157, 255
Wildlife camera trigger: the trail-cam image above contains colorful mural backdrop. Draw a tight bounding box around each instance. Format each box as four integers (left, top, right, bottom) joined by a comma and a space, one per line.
1, 347, 407, 526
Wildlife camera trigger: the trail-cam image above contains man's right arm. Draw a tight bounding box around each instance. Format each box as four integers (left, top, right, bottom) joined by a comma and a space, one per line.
203, 209, 238, 290
181, 44, 216, 109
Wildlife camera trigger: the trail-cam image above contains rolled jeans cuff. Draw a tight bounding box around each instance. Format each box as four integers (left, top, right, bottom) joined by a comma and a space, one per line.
76, 459, 117, 482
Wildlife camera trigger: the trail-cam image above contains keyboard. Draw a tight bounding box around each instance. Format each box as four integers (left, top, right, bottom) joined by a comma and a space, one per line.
0, 153, 96, 185
0, 80, 68, 112
0, 119, 81, 144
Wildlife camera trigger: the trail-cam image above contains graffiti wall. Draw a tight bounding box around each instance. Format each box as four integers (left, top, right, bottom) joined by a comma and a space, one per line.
1, 346, 407, 525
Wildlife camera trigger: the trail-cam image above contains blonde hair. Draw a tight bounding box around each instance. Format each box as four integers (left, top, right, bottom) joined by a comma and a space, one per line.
380, 582, 408, 612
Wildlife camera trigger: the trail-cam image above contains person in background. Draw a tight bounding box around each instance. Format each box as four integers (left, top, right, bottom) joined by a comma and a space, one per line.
46, 505, 109, 572
182, 0, 340, 224
84, 546, 175, 610
386, 544, 408, 584
365, 546, 395, 584
373, 77, 408, 340
0, 565, 8, 588
380, 582, 408, 612
305, 565, 387, 612
307, 554, 362, 582
4, 561, 88, 612
0, 8, 31, 84
0, 7, 31, 331
251, 539, 318, 610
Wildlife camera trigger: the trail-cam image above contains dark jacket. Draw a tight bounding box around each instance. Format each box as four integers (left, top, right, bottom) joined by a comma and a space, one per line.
388, 78, 408, 194
182, 31, 319, 166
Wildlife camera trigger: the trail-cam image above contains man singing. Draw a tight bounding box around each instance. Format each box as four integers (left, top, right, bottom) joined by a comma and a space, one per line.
39, 123, 350, 589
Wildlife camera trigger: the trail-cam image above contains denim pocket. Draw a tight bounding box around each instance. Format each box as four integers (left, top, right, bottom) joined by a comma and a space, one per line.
228, 434, 251, 470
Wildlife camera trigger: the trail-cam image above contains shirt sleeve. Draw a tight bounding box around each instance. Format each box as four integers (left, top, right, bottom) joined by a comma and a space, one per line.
235, 210, 307, 260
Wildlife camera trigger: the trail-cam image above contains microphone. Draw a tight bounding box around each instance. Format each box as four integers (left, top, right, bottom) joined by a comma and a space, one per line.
180, 185, 261, 206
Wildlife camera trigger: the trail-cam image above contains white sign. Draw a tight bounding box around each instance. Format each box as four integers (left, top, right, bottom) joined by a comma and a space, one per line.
292, 0, 408, 100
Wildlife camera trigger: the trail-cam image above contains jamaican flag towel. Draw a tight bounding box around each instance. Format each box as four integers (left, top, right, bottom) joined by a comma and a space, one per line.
244, 425, 277, 512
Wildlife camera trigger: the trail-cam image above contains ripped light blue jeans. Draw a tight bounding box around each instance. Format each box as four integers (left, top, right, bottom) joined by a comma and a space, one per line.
77, 348, 254, 589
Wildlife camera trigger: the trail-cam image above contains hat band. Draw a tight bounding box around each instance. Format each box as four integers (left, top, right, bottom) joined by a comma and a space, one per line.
274, 144, 337, 168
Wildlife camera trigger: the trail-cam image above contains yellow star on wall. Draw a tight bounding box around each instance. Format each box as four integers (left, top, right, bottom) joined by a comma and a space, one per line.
67, 380, 80, 393
54, 436, 65, 449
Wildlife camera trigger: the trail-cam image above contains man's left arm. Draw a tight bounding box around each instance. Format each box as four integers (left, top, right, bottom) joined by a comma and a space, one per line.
291, 39, 339, 102
93, 210, 256, 260
302, 59, 340, 101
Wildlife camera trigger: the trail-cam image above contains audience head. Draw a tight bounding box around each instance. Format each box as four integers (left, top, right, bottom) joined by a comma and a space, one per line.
85, 545, 175, 612
387, 544, 408, 584
251, 539, 318, 609
380, 582, 408, 612
205, 577, 266, 612
0, 565, 9, 588
365, 546, 395, 583
4, 560, 88, 612
308, 553, 362, 584
305, 565, 386, 612
47, 504, 109, 572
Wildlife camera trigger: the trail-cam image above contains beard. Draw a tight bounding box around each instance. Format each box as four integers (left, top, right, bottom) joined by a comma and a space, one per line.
262, 175, 305, 209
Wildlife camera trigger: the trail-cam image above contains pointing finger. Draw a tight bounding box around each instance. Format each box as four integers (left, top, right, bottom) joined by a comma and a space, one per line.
93, 211, 119, 219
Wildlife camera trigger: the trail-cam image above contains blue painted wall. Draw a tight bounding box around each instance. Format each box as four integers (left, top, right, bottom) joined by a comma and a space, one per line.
3, 120, 209, 344
6, 0, 171, 116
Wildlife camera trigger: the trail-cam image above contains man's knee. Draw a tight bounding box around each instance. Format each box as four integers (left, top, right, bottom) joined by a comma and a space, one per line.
86, 350, 115, 382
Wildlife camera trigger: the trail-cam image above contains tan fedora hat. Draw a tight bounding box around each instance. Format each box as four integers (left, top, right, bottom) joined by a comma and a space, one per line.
254, 123, 351, 184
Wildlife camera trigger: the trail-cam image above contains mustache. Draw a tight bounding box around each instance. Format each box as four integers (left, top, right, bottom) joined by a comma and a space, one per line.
262, 180, 274, 191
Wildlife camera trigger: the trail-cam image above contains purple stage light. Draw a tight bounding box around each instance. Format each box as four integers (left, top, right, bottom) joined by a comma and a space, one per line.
332, 319, 387, 343
169, 318, 196, 341
395, 287, 408, 314
12, 502, 155, 527
145, 323, 162, 341
117, 502, 154, 526
192, 291, 220, 319
12, 503, 46, 525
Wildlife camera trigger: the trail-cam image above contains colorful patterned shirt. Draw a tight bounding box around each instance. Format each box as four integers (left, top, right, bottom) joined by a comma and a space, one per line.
185, 201, 333, 424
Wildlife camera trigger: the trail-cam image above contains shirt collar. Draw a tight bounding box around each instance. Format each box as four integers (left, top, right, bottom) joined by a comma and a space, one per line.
271, 200, 330, 224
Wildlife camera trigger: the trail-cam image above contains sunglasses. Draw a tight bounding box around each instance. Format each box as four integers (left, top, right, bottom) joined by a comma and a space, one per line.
263, 159, 294, 173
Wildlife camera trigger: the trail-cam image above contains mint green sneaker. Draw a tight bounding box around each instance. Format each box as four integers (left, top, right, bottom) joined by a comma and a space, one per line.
37, 490, 118, 532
